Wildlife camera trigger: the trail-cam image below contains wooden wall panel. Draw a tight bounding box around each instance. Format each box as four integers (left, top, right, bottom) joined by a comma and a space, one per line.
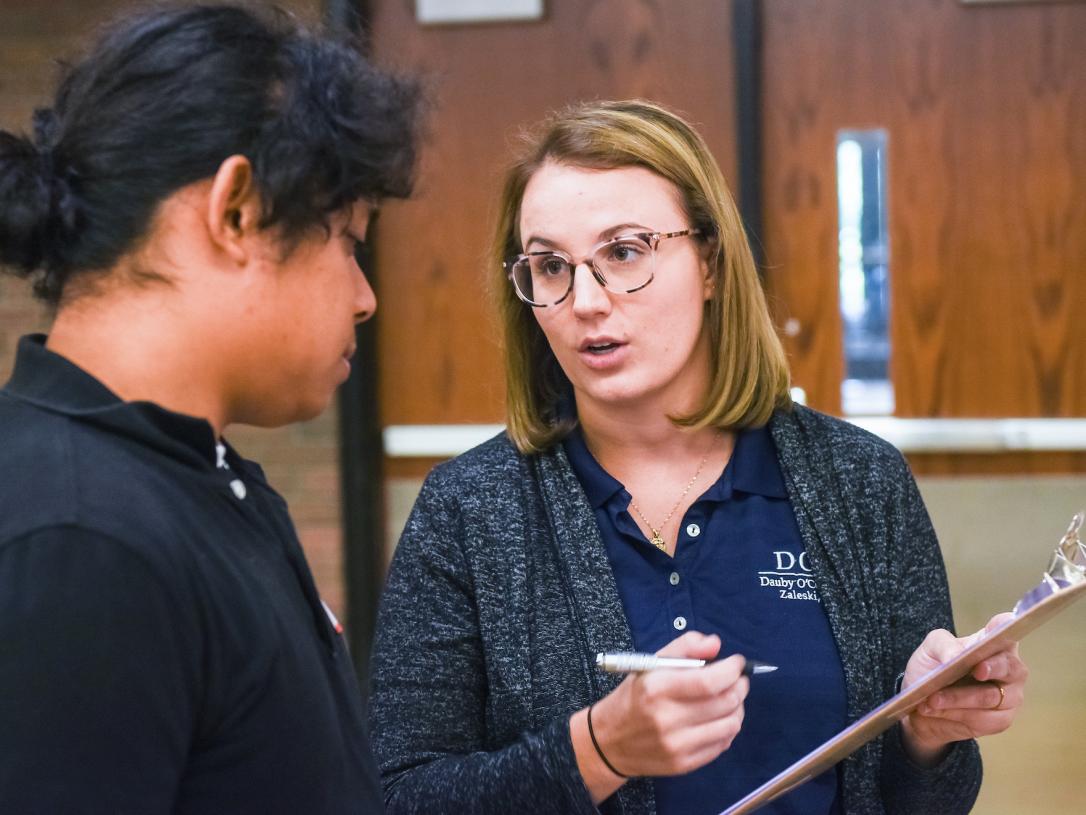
368, 0, 738, 425
760, 1, 847, 414
762, 0, 1086, 426
908, 451, 1086, 477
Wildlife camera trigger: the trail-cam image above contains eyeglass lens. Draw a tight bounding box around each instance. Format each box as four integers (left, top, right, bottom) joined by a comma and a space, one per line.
512, 235, 655, 306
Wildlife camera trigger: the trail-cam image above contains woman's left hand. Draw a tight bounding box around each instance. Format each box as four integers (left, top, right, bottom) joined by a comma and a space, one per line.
899, 612, 1029, 766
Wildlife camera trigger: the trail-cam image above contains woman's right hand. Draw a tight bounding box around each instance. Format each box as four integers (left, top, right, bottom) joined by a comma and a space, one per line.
570, 631, 749, 804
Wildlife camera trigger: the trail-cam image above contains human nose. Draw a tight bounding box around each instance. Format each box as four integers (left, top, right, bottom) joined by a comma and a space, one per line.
354, 266, 376, 324
569, 260, 610, 317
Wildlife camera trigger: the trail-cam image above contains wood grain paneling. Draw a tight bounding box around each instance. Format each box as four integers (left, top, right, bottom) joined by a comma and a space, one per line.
383, 449, 1086, 480
762, 0, 1086, 432
759, 1, 845, 414
368, 0, 737, 425
372, 0, 1085, 474
908, 451, 1086, 477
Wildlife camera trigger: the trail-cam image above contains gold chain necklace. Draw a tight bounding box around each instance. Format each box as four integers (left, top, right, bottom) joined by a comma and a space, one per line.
630, 448, 712, 552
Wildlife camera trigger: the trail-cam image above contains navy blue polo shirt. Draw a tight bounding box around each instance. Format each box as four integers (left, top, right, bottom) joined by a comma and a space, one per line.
564, 426, 847, 815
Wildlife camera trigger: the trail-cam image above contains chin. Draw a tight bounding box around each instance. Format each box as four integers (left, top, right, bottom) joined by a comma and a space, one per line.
239, 392, 333, 429
579, 374, 692, 413
579, 369, 640, 395
292, 393, 335, 425
580, 383, 650, 407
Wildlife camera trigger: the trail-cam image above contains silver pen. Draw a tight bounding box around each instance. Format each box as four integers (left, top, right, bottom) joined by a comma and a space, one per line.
596, 651, 778, 676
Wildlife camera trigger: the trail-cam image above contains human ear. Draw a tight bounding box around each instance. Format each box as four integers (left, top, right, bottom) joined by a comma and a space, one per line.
206, 155, 260, 265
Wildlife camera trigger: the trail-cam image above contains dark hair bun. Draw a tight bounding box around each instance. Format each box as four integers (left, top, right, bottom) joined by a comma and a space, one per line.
0, 128, 55, 274
3, 6, 421, 305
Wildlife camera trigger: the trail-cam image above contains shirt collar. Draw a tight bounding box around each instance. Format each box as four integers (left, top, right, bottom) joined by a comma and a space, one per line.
562, 421, 788, 508
4, 334, 221, 471
726, 424, 788, 499
6, 334, 120, 408
561, 426, 626, 509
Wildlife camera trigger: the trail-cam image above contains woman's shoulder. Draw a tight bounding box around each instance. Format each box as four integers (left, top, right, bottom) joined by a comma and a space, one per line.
395, 431, 558, 562
416, 430, 551, 513
770, 404, 910, 476
426, 430, 526, 483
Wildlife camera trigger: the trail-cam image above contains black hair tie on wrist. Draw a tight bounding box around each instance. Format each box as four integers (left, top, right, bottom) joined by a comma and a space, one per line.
587, 703, 629, 779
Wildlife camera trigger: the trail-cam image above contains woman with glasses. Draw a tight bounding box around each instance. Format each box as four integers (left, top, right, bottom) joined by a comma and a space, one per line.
369, 100, 1028, 814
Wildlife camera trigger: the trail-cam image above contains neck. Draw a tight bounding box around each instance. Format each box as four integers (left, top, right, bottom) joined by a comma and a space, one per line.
577, 397, 734, 557
577, 400, 732, 479
47, 290, 230, 436
579, 404, 698, 455
574, 357, 713, 467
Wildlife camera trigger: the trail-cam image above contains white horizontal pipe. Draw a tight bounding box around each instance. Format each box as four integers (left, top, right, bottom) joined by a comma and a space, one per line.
383, 424, 506, 457
383, 419, 1086, 458
849, 418, 1086, 453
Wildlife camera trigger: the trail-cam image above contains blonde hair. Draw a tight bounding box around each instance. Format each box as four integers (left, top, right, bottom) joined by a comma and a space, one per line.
490, 100, 791, 454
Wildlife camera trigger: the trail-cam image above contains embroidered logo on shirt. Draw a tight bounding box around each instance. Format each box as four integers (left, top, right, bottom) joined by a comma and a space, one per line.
757, 550, 821, 602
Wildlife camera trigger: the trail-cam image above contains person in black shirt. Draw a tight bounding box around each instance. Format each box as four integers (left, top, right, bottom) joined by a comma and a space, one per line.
0, 4, 420, 813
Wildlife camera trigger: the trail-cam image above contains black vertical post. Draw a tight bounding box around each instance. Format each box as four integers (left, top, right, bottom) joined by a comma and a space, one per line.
733, 0, 765, 272
324, 0, 382, 683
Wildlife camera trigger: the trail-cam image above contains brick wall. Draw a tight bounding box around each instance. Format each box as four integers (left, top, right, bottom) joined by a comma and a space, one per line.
0, 0, 348, 618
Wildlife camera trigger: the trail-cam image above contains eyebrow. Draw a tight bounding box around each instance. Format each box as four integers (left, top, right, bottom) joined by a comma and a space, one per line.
523, 222, 654, 251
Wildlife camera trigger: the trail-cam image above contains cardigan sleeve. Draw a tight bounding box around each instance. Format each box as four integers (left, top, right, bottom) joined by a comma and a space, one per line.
878, 461, 983, 814
368, 470, 600, 815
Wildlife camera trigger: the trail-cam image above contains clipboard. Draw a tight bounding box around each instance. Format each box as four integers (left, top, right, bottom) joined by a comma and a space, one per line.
719, 511, 1086, 815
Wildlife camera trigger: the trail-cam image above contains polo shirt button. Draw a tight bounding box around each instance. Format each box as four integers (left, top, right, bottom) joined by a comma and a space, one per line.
686, 523, 701, 537
230, 479, 247, 500
673, 616, 687, 631
669, 572, 680, 586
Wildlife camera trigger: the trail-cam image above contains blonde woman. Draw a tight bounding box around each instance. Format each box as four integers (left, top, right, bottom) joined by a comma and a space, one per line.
369, 100, 1027, 815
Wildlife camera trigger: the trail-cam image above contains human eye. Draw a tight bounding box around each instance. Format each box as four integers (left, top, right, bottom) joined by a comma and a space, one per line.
603, 237, 649, 264
532, 254, 570, 278
348, 235, 370, 265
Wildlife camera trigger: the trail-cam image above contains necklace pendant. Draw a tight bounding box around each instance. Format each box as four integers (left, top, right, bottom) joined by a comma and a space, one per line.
650, 532, 666, 551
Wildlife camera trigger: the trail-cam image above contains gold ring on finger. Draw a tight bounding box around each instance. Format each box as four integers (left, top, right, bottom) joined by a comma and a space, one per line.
990, 681, 1006, 711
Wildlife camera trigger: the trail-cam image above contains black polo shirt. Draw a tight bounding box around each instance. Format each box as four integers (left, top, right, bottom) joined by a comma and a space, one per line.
0, 335, 382, 814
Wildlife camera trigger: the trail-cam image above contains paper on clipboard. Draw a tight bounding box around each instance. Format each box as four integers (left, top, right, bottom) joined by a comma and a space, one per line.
720, 511, 1086, 815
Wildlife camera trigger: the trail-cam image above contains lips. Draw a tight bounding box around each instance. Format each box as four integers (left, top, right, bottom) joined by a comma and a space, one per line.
579, 336, 625, 354
338, 344, 357, 379
576, 336, 629, 370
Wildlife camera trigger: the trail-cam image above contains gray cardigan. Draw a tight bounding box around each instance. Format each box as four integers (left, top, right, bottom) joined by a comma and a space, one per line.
369, 406, 982, 814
